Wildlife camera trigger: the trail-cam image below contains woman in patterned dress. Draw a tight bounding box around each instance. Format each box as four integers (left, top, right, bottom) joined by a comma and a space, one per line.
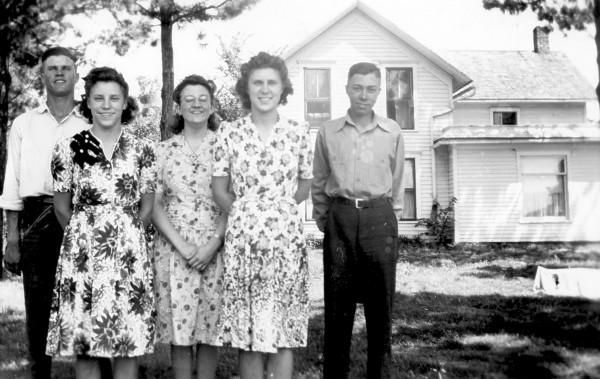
212, 52, 313, 379
152, 75, 227, 379
46, 67, 156, 379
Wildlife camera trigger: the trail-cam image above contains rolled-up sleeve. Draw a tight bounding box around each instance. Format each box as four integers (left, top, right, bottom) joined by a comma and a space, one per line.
311, 126, 330, 232
0, 122, 24, 211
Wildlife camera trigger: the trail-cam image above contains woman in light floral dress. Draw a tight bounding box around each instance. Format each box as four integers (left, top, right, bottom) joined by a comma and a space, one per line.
152, 75, 227, 379
46, 67, 156, 379
212, 52, 313, 379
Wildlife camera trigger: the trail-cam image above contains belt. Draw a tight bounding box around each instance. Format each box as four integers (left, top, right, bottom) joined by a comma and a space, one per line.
23, 195, 54, 204
333, 197, 391, 209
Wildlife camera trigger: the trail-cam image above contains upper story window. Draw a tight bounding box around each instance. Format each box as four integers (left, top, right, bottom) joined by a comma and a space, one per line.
402, 158, 416, 220
520, 155, 568, 220
304, 68, 331, 127
491, 108, 519, 125
386, 68, 414, 130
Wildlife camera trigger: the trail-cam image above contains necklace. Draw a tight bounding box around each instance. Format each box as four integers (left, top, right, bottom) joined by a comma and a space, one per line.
183, 130, 207, 162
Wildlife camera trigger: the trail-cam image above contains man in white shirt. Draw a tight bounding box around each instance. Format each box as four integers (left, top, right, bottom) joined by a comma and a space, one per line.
0, 46, 89, 379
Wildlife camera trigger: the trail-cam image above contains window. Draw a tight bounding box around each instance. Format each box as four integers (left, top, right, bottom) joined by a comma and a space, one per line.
402, 158, 416, 220
386, 68, 414, 130
491, 108, 518, 125
520, 155, 567, 219
304, 69, 331, 127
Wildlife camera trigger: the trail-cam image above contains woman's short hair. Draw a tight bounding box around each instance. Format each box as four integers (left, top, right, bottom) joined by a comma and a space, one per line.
80, 66, 138, 124
235, 52, 294, 111
170, 75, 220, 134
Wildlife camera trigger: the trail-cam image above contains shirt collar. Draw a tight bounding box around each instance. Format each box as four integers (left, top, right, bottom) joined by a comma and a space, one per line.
35, 102, 86, 120
337, 110, 392, 132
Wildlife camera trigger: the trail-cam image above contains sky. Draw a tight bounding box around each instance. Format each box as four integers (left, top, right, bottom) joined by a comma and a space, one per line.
77, 0, 597, 98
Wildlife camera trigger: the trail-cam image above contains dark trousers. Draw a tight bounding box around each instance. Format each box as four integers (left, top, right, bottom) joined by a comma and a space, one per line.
323, 198, 398, 379
19, 197, 62, 379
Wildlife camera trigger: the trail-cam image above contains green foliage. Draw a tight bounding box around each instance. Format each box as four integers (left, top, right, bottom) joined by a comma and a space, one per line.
214, 34, 247, 122
305, 233, 323, 250
482, 0, 594, 32
128, 76, 161, 142
415, 197, 457, 249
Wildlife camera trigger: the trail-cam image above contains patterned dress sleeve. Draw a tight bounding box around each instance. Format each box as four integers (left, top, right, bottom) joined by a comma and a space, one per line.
154, 141, 166, 195
52, 138, 74, 193
212, 121, 230, 177
298, 122, 314, 180
138, 139, 157, 194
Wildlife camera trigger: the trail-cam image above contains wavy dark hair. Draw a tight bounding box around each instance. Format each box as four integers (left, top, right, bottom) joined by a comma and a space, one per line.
80, 66, 138, 124
171, 75, 219, 134
235, 51, 294, 111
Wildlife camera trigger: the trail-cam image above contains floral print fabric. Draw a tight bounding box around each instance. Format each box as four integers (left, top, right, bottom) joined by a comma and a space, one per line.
153, 132, 223, 346
46, 129, 156, 358
213, 114, 313, 353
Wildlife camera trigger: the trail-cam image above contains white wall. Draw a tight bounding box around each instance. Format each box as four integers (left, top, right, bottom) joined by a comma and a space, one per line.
454, 102, 587, 125
453, 143, 600, 242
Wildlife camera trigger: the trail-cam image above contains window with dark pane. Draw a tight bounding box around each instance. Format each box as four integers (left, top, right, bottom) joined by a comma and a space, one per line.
304, 69, 331, 127
386, 68, 414, 130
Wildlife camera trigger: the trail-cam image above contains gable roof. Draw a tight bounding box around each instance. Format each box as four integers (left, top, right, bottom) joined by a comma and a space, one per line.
441, 50, 596, 102
282, 1, 472, 95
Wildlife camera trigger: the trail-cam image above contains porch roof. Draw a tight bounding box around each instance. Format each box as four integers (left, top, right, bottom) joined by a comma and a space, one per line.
433, 124, 600, 147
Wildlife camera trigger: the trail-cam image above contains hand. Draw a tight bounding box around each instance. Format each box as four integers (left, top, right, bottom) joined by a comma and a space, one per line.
178, 241, 198, 261
188, 238, 220, 272
3, 240, 21, 275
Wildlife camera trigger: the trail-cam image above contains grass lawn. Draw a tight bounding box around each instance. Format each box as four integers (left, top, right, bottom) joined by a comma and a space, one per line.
2, 242, 600, 378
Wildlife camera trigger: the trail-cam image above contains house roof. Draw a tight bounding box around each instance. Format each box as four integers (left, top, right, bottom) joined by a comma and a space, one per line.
282, 1, 472, 95
433, 124, 600, 147
441, 50, 596, 102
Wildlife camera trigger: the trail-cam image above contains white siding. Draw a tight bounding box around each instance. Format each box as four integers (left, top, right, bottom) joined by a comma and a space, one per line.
285, 9, 455, 234
454, 102, 587, 125
454, 143, 600, 242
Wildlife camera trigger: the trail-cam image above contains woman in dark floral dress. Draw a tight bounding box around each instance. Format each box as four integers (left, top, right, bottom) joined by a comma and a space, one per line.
46, 67, 156, 379
212, 52, 313, 379
152, 75, 227, 379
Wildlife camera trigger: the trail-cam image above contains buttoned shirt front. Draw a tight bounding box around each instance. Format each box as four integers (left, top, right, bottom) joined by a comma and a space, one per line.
311, 111, 405, 231
0, 103, 90, 211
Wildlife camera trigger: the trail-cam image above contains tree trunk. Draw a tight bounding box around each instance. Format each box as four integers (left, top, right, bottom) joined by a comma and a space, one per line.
159, 4, 175, 142
595, 0, 600, 114
0, 53, 11, 279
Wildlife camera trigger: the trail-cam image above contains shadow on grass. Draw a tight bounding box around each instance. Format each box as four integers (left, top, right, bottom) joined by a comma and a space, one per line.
380, 291, 600, 378
399, 242, 600, 268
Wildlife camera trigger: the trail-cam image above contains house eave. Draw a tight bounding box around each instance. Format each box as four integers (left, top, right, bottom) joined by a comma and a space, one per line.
433, 137, 600, 148
457, 98, 593, 104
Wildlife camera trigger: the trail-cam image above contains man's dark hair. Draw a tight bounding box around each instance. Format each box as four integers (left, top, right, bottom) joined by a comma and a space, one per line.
347, 62, 381, 80
41, 46, 78, 64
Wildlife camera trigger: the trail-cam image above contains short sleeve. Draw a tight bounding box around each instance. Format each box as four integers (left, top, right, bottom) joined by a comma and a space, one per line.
52, 138, 74, 193
298, 122, 314, 180
154, 142, 167, 195
212, 122, 230, 177
138, 139, 157, 194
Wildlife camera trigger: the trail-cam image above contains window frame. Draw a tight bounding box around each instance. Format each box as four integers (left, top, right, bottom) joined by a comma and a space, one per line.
490, 107, 520, 126
517, 152, 570, 223
401, 157, 417, 221
382, 65, 417, 131
303, 67, 332, 128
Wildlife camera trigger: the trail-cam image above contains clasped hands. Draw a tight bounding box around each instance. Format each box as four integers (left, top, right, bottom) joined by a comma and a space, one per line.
180, 239, 219, 272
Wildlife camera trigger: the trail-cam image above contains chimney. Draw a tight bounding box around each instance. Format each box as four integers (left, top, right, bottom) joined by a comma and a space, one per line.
533, 26, 550, 53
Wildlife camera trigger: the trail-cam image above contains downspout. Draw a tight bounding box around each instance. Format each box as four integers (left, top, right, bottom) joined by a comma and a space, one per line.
430, 108, 453, 200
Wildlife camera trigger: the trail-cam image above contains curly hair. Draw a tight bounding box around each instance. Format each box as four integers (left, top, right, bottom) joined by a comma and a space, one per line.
170, 75, 220, 134
235, 51, 294, 111
79, 66, 138, 124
